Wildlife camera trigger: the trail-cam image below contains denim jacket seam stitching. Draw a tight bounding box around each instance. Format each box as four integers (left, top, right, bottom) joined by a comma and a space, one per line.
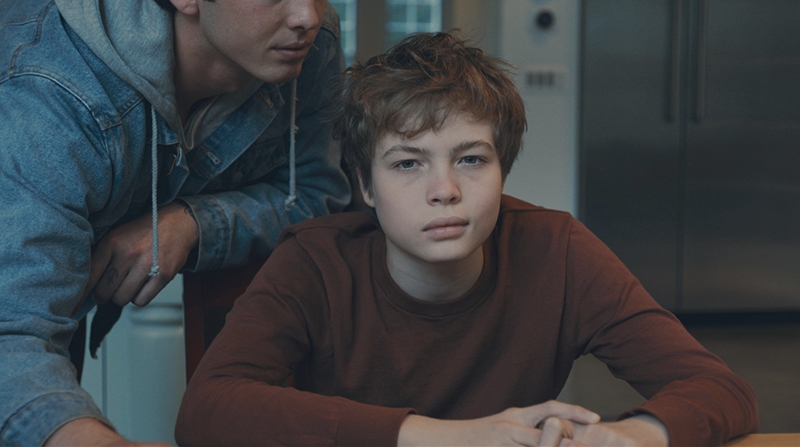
8, 2, 55, 74
6, 71, 123, 131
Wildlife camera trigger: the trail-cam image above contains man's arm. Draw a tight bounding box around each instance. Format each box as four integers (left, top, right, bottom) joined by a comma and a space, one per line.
45, 418, 169, 447
0, 76, 119, 446
87, 202, 198, 308
178, 27, 350, 273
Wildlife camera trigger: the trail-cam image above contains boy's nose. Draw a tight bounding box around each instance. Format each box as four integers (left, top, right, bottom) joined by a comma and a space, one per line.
287, 0, 323, 32
427, 169, 461, 205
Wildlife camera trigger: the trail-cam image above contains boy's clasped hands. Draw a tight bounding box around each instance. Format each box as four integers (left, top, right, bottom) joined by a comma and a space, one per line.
398, 401, 668, 446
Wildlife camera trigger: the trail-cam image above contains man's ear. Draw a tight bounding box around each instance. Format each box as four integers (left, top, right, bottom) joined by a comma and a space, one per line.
357, 171, 375, 208
170, 0, 199, 15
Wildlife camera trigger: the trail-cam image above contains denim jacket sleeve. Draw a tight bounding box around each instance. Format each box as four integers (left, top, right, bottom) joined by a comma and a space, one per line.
179, 28, 351, 272
0, 76, 116, 446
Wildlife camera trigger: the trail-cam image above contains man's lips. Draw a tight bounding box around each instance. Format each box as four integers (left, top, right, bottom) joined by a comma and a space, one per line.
276, 41, 312, 51
273, 42, 312, 60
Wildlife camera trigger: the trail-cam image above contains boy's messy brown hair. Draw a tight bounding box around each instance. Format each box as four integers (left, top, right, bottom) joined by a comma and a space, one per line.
333, 31, 527, 194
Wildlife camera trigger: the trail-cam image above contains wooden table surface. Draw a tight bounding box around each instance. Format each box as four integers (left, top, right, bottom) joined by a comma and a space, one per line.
723, 433, 800, 446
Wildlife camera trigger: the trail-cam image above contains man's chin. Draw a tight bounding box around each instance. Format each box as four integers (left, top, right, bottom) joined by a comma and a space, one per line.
258, 64, 304, 85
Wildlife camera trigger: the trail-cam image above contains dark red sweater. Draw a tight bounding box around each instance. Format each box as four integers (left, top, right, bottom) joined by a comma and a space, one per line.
176, 196, 758, 446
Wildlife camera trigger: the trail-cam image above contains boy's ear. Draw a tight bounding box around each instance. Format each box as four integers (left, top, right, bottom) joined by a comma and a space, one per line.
357, 172, 375, 208
170, 0, 199, 15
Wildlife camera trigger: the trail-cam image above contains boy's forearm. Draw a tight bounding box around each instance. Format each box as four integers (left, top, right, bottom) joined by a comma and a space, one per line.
569, 414, 669, 447
397, 414, 441, 446
626, 414, 670, 446
398, 414, 486, 447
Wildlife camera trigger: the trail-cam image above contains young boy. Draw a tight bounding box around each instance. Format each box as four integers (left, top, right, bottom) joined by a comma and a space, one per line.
175, 32, 758, 446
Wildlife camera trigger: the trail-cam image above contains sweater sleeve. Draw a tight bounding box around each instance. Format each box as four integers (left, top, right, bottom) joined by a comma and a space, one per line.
174, 234, 414, 447
564, 219, 759, 447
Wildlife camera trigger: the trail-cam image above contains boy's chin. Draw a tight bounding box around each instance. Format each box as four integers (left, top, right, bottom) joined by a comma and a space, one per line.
417, 248, 483, 267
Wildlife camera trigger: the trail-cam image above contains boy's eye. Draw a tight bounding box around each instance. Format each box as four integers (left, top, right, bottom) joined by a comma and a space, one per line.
395, 160, 418, 170
461, 156, 483, 165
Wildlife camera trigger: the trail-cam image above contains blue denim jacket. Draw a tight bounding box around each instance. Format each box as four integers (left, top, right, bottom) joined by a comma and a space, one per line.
0, 0, 350, 445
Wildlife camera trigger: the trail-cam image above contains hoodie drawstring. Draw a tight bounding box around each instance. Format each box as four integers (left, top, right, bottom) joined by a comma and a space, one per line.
86, 104, 159, 358
284, 79, 298, 210
149, 104, 160, 277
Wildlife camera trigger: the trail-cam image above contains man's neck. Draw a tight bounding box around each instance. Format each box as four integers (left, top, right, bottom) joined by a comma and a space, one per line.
171, 12, 251, 122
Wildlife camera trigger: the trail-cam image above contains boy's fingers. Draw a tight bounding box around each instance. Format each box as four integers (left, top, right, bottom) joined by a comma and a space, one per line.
557, 404, 601, 424
537, 417, 575, 447
526, 401, 601, 426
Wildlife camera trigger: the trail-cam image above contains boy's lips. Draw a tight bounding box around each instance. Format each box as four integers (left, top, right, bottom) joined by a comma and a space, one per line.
423, 217, 468, 231
423, 217, 468, 240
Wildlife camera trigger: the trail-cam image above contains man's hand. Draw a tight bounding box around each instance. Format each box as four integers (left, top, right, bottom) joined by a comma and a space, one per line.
397, 400, 601, 446
44, 418, 171, 447
86, 202, 198, 307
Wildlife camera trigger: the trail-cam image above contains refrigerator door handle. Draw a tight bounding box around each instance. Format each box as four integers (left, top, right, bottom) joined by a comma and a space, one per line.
694, 0, 708, 122
668, 0, 683, 122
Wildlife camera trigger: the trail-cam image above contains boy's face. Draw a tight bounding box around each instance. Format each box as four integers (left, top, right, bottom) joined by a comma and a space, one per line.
195, 0, 326, 85
362, 113, 503, 272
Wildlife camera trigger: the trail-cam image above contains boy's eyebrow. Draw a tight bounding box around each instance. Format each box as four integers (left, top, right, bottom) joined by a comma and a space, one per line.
451, 140, 495, 154
381, 145, 428, 159
381, 140, 494, 159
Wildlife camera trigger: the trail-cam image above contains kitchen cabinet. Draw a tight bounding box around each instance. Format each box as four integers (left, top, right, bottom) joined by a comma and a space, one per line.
579, 0, 800, 312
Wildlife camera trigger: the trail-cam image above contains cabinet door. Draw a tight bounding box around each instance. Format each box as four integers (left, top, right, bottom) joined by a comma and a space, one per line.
683, 0, 800, 310
580, 0, 682, 309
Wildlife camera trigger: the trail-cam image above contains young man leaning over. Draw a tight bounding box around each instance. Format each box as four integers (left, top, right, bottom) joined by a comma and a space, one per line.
0, 1, 349, 445
175, 32, 758, 446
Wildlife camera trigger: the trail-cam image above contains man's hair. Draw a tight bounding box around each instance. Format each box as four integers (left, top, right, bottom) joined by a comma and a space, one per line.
333, 31, 527, 194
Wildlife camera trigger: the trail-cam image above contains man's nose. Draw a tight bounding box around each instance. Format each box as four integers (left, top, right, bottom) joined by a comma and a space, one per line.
287, 0, 323, 32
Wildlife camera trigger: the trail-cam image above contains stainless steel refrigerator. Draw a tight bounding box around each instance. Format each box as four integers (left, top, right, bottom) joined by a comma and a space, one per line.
579, 0, 800, 312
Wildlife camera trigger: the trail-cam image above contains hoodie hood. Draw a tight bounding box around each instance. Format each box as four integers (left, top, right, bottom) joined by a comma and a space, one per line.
53, 0, 265, 149
53, 0, 304, 349
54, 0, 303, 264
54, 0, 183, 134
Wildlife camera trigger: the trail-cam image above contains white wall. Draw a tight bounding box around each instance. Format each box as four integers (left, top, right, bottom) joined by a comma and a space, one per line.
82, 277, 185, 445
499, 0, 580, 215
445, 0, 580, 212
499, 0, 582, 402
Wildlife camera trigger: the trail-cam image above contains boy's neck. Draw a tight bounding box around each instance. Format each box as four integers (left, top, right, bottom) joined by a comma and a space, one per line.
385, 244, 485, 303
